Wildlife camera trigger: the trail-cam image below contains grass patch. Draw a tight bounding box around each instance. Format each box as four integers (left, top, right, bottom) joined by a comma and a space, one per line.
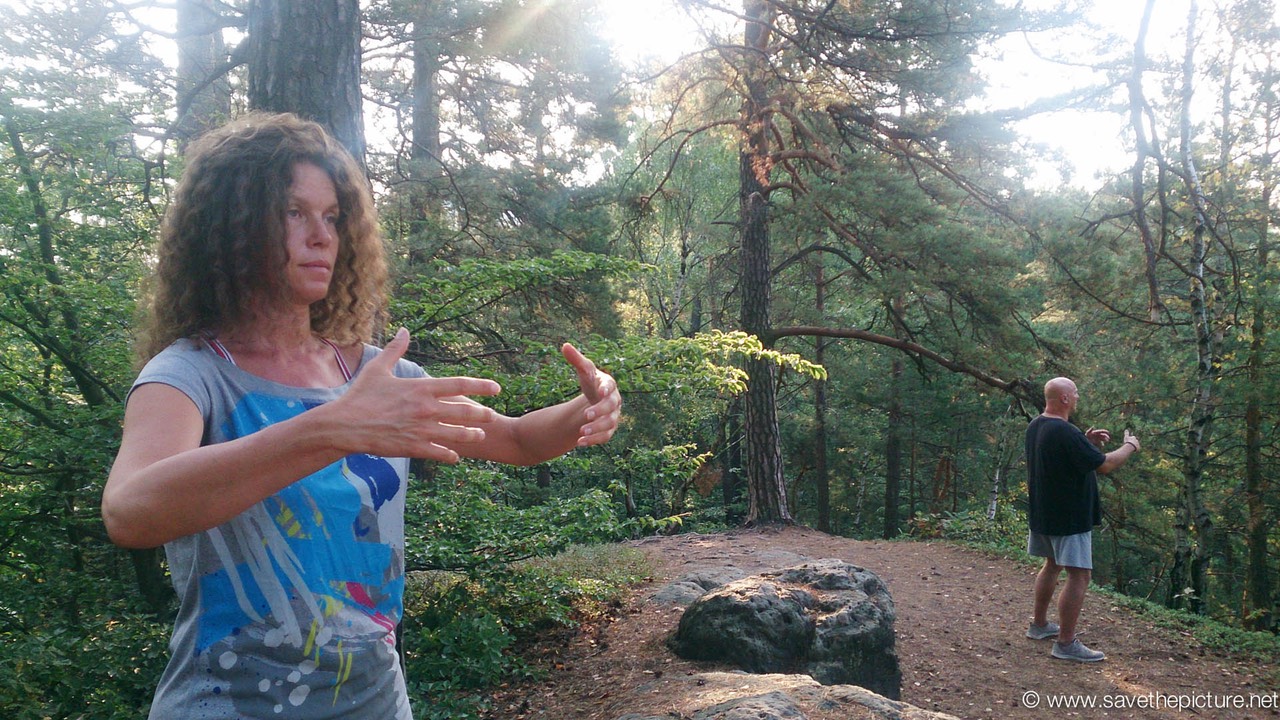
1097, 588, 1280, 681
516, 544, 654, 623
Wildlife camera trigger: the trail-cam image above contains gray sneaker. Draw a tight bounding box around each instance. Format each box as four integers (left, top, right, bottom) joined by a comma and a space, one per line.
1052, 638, 1106, 662
1026, 621, 1059, 640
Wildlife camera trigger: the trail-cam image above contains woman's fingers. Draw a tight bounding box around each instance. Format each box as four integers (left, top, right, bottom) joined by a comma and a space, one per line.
339, 330, 503, 456
561, 343, 605, 402
421, 397, 497, 434
422, 377, 502, 403
578, 371, 621, 446
388, 384, 500, 454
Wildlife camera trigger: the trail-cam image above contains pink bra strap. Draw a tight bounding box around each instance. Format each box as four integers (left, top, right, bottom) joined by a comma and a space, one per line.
320, 338, 353, 382
204, 336, 351, 382
205, 337, 237, 366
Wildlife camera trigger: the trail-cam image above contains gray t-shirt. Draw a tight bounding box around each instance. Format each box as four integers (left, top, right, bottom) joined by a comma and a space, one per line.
134, 338, 424, 719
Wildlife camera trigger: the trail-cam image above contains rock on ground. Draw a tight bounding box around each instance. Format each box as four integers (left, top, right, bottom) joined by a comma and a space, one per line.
667, 559, 902, 699
613, 671, 961, 720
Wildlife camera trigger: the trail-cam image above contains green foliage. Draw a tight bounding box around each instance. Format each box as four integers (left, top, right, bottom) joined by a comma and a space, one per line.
518, 543, 652, 595
607, 442, 710, 522
365, 0, 627, 175
0, 610, 169, 720
461, 330, 822, 410
406, 463, 628, 575
0, 5, 173, 717
393, 250, 649, 349
917, 501, 1028, 557
401, 508, 652, 720
4, 1, 1280, 718
499, 544, 651, 636
1097, 589, 1280, 681
407, 593, 514, 689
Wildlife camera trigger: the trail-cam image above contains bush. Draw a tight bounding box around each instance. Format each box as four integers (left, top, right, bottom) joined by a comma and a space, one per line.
913, 501, 1027, 556
402, 544, 652, 719
406, 463, 628, 575
401, 464, 652, 719
0, 610, 169, 720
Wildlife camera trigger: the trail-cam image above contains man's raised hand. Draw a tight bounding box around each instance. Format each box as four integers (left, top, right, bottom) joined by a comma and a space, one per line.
1085, 427, 1112, 448
1122, 429, 1140, 453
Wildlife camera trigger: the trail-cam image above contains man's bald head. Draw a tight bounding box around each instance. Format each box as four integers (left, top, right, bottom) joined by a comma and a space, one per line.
1044, 377, 1079, 418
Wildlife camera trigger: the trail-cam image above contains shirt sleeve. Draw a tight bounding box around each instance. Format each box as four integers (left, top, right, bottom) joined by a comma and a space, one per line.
130, 341, 214, 417
1067, 427, 1107, 474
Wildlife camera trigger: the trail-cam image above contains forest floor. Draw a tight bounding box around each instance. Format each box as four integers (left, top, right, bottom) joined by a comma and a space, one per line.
483, 525, 1279, 720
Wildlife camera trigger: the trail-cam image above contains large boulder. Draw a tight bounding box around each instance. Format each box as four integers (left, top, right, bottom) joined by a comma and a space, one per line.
613, 672, 960, 720
668, 559, 901, 699
650, 567, 749, 605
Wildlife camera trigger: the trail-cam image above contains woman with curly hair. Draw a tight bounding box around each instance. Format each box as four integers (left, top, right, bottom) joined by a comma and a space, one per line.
102, 112, 621, 719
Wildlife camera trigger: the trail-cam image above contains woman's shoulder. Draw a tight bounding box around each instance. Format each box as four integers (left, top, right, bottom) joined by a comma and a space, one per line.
141, 337, 217, 372
131, 337, 226, 409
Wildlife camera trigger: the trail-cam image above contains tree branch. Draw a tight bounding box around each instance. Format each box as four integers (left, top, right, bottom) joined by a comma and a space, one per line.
766, 324, 1039, 407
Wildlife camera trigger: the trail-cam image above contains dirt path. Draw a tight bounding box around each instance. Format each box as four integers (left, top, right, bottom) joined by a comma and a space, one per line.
485, 527, 1278, 719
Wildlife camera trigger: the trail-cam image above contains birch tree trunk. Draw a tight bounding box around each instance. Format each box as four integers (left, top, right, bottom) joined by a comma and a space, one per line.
1169, 0, 1215, 614
1128, 0, 1166, 323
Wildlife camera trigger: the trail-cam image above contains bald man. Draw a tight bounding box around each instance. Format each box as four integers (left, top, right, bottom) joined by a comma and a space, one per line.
1024, 377, 1139, 662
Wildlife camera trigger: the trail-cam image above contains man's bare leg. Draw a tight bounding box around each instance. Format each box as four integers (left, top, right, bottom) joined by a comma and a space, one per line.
1057, 566, 1091, 643
1033, 557, 1062, 627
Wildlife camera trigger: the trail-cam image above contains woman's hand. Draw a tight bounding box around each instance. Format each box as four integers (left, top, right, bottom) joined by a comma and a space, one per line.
561, 343, 621, 447
337, 328, 502, 463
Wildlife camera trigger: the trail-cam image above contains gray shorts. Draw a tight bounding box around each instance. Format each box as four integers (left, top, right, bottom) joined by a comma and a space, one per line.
1027, 530, 1093, 569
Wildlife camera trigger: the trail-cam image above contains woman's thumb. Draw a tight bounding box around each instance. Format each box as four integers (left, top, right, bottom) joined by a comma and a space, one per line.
369, 327, 410, 373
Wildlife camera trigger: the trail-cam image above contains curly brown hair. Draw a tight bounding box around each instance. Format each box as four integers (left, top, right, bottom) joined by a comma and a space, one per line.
138, 112, 386, 361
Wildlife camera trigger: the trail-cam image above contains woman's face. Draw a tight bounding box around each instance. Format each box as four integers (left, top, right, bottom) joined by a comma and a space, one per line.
283, 162, 341, 307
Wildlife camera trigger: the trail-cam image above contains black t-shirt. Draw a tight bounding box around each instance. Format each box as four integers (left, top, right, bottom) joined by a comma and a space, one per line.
1025, 415, 1106, 536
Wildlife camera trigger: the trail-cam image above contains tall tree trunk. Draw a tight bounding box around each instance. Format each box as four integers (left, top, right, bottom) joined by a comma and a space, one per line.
812, 344, 831, 531
411, 2, 443, 168
130, 546, 175, 616
174, 0, 231, 147
246, 0, 366, 165
1169, 0, 1215, 614
1128, 0, 1165, 323
908, 422, 918, 527
1243, 63, 1276, 634
813, 263, 831, 532
883, 358, 903, 539
738, 0, 789, 525
409, 0, 446, 265
883, 295, 906, 539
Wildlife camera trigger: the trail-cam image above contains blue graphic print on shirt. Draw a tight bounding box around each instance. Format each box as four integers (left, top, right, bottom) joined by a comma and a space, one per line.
194, 392, 404, 653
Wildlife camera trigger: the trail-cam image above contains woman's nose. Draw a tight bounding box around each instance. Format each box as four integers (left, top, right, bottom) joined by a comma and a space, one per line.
308, 215, 336, 245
